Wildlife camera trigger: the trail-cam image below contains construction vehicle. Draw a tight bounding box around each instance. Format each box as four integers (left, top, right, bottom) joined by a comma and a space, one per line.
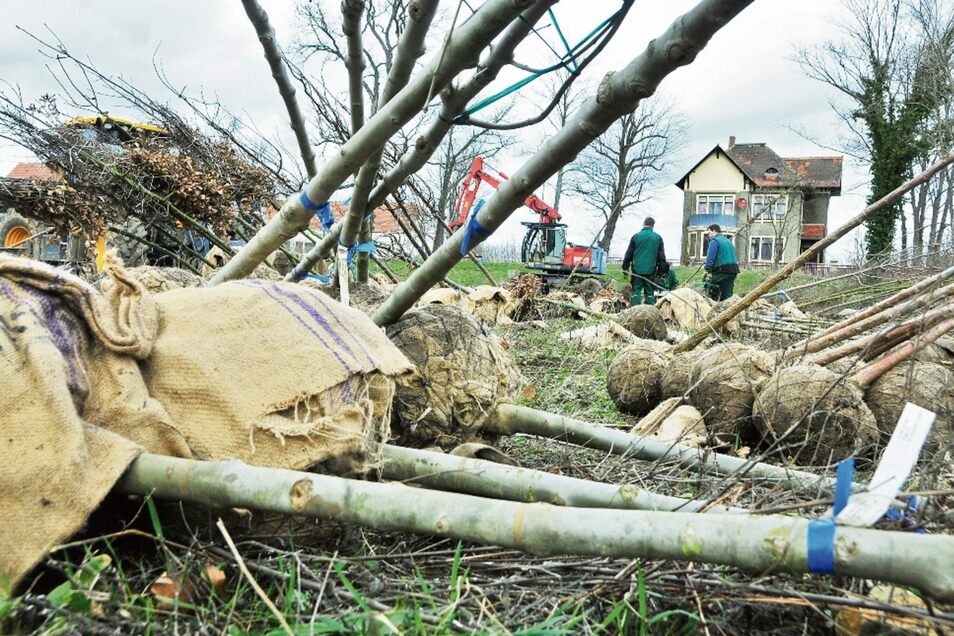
1, 115, 210, 270
450, 156, 606, 284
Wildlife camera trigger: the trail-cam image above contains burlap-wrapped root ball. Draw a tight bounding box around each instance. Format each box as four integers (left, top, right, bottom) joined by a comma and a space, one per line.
865, 361, 954, 453
607, 339, 673, 415
754, 365, 880, 464
617, 305, 667, 340
687, 344, 776, 443
386, 305, 524, 446
97, 265, 203, 294
659, 351, 699, 399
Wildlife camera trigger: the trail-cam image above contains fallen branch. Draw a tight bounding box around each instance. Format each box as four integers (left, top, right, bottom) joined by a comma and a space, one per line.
784, 267, 954, 359
380, 444, 743, 514
119, 453, 954, 602
488, 404, 836, 493
805, 304, 954, 367
853, 315, 954, 387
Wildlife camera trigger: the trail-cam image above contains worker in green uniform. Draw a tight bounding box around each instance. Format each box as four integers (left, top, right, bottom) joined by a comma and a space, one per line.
703, 223, 739, 301
621, 217, 667, 306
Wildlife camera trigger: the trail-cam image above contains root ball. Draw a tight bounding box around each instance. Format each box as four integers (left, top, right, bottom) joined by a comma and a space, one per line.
754, 365, 879, 464
865, 361, 953, 452
386, 305, 523, 446
659, 351, 698, 399
617, 305, 667, 340
606, 339, 673, 415
687, 344, 776, 442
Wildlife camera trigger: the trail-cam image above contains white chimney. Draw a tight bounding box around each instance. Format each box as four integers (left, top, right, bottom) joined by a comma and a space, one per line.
728, 135, 736, 149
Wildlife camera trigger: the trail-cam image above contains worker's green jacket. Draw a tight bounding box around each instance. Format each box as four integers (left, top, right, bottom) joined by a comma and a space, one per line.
704, 233, 739, 274
622, 227, 666, 276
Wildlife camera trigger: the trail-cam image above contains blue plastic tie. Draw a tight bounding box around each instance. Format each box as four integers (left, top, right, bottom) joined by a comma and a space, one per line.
806, 519, 837, 574
305, 273, 331, 283
883, 495, 928, 533
833, 457, 854, 515
300, 192, 335, 230
807, 457, 855, 574
338, 239, 375, 265
460, 214, 490, 256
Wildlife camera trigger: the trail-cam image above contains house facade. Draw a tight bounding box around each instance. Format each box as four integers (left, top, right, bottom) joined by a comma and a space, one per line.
675, 137, 842, 266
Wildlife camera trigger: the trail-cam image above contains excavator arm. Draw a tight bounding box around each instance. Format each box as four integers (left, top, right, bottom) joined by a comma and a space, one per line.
449, 156, 561, 230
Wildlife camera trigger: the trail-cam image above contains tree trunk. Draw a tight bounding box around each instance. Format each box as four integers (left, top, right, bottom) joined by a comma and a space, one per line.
489, 404, 839, 494
380, 445, 742, 514
286, 2, 557, 279
119, 453, 954, 602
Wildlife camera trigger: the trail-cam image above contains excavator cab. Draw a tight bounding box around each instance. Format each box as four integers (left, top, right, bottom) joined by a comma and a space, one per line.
521, 222, 567, 267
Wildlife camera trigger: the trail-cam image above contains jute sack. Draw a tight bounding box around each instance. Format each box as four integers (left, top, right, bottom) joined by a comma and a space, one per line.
0, 256, 191, 590
141, 280, 413, 469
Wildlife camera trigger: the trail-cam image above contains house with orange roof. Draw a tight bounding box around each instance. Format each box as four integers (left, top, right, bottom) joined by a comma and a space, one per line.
268, 199, 420, 255
675, 137, 842, 265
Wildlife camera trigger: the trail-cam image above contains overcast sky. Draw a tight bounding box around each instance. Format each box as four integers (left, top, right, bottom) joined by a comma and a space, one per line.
0, 0, 870, 261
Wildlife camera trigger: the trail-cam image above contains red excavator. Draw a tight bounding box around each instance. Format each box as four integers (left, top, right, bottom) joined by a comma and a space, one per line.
450, 157, 606, 284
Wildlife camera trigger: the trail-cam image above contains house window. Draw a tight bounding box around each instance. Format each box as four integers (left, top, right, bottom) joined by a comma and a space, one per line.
696, 194, 735, 216
698, 231, 735, 259
752, 194, 788, 219
750, 236, 785, 262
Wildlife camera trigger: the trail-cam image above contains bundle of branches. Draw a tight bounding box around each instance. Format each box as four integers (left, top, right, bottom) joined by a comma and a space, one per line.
504, 273, 545, 321
0, 176, 88, 236
0, 98, 276, 246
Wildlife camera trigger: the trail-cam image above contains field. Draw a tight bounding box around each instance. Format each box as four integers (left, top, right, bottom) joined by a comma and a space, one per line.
375, 260, 817, 297
5, 262, 951, 635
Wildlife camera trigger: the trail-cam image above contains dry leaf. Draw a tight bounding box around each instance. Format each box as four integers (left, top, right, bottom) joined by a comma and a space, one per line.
520, 383, 537, 401
149, 564, 226, 608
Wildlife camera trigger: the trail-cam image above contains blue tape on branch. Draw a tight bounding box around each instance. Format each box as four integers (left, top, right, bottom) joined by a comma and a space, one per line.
807, 519, 836, 574
833, 457, 854, 516
807, 456, 855, 574
305, 273, 331, 283
460, 214, 490, 256
338, 239, 375, 264
300, 192, 335, 230
290, 265, 307, 281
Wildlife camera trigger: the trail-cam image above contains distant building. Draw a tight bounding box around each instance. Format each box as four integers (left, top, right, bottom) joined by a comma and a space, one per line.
675, 136, 842, 265
268, 199, 421, 255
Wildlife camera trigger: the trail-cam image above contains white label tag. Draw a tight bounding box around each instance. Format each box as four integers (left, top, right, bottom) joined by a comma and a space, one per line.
337, 245, 350, 307
836, 402, 934, 527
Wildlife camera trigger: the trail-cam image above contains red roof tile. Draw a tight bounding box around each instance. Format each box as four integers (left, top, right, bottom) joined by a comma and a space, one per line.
6, 162, 57, 180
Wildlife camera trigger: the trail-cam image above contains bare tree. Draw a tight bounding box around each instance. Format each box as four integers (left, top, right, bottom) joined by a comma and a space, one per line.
797, 0, 954, 257
567, 99, 685, 252
420, 113, 516, 251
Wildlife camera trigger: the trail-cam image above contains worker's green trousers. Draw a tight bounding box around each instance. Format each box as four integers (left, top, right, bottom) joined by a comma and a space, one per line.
706, 272, 737, 301
629, 275, 656, 305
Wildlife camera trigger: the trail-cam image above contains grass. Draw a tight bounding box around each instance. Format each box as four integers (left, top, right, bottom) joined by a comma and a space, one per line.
374, 259, 819, 298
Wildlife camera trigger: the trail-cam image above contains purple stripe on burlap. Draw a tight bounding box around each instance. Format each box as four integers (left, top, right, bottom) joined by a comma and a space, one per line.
21, 284, 90, 401
0, 279, 90, 406
246, 280, 369, 368
242, 281, 355, 374
295, 286, 377, 367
